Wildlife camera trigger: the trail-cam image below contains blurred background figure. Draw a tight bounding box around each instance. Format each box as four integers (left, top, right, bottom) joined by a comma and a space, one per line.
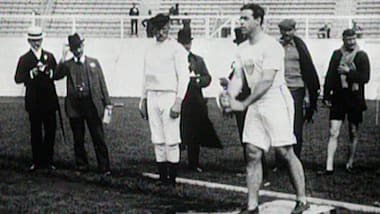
129, 2, 140, 36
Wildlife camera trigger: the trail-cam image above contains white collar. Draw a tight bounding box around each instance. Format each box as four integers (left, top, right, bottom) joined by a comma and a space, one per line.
31, 48, 42, 60
74, 55, 85, 63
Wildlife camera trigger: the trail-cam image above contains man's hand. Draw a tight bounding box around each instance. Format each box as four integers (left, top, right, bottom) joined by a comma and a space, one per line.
227, 98, 246, 112
29, 67, 38, 79
61, 44, 70, 62
337, 64, 350, 74
322, 99, 332, 108
219, 77, 229, 88
304, 107, 314, 123
170, 97, 182, 119
139, 98, 148, 120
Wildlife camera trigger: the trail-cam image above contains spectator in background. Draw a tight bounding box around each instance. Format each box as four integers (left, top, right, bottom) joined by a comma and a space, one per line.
129, 2, 139, 36
14, 26, 59, 172
182, 12, 191, 33
318, 23, 331, 39
169, 3, 180, 24
278, 19, 320, 159
352, 20, 363, 38
178, 28, 223, 173
318, 29, 370, 175
54, 33, 112, 177
142, 10, 154, 38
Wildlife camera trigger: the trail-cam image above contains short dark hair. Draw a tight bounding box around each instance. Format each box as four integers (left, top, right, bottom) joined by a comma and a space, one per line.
342, 29, 356, 37
240, 3, 265, 25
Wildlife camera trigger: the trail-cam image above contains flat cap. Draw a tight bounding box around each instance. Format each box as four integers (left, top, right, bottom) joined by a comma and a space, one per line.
278, 19, 296, 29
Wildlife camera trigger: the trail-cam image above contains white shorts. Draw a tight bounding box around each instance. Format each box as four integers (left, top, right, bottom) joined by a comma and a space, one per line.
242, 85, 296, 152
147, 91, 181, 145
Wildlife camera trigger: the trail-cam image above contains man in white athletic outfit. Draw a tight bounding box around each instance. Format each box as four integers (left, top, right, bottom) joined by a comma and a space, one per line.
139, 13, 189, 188
226, 3, 309, 214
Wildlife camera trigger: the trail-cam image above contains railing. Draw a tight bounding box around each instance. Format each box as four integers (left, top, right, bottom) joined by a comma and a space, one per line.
1, 14, 380, 38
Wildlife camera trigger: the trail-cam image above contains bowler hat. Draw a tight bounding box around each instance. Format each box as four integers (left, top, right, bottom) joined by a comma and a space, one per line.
177, 28, 193, 44
278, 19, 296, 29
149, 13, 170, 31
68, 33, 84, 50
27, 26, 43, 40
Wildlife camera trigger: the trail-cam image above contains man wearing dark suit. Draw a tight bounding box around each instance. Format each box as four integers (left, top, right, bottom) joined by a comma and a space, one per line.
54, 33, 112, 176
178, 28, 222, 173
14, 26, 59, 171
129, 2, 139, 36
318, 29, 370, 175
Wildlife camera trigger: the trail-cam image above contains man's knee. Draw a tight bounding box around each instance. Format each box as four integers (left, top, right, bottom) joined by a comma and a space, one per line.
276, 146, 295, 161
244, 144, 263, 163
329, 125, 340, 139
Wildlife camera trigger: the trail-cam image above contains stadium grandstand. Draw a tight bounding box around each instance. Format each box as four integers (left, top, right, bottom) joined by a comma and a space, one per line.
0, 0, 379, 38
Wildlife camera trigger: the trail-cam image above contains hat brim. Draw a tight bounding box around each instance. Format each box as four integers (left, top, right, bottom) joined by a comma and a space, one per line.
27, 33, 44, 40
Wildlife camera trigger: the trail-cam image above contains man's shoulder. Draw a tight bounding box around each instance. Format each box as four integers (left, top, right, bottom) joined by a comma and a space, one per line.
85, 56, 98, 63
42, 49, 54, 56
20, 50, 32, 59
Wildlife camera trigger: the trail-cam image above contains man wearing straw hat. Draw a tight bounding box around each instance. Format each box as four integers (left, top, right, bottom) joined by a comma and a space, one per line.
14, 26, 59, 172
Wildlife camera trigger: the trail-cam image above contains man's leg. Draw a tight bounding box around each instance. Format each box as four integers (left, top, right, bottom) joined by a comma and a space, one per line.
43, 111, 57, 166
167, 144, 180, 186
245, 143, 263, 211
326, 120, 342, 171
69, 117, 88, 170
290, 88, 305, 158
29, 112, 43, 168
86, 115, 110, 173
346, 122, 359, 169
154, 143, 168, 184
187, 142, 201, 169
276, 146, 306, 202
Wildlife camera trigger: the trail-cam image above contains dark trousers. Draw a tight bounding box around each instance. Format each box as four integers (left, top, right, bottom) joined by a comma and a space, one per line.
290, 87, 305, 158
188, 142, 200, 167
131, 19, 138, 35
29, 111, 57, 166
69, 98, 110, 172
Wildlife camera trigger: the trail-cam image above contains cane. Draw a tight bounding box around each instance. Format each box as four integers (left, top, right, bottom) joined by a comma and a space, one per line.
57, 99, 68, 144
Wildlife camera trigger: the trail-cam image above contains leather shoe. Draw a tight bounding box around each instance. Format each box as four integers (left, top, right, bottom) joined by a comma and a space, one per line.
345, 164, 356, 174
28, 163, 38, 172
291, 201, 310, 214
239, 206, 259, 214
188, 165, 203, 173
317, 169, 334, 175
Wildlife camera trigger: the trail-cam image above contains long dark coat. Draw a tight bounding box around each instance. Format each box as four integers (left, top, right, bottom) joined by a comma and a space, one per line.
14, 49, 59, 113
180, 52, 222, 149
323, 49, 370, 112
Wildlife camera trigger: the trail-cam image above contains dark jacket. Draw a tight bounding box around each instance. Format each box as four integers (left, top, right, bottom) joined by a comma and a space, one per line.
293, 36, 321, 111
14, 49, 59, 113
129, 7, 139, 16
54, 56, 111, 118
181, 52, 222, 148
323, 49, 370, 111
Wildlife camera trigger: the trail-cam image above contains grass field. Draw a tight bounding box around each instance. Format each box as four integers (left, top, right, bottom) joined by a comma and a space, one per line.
0, 97, 379, 213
